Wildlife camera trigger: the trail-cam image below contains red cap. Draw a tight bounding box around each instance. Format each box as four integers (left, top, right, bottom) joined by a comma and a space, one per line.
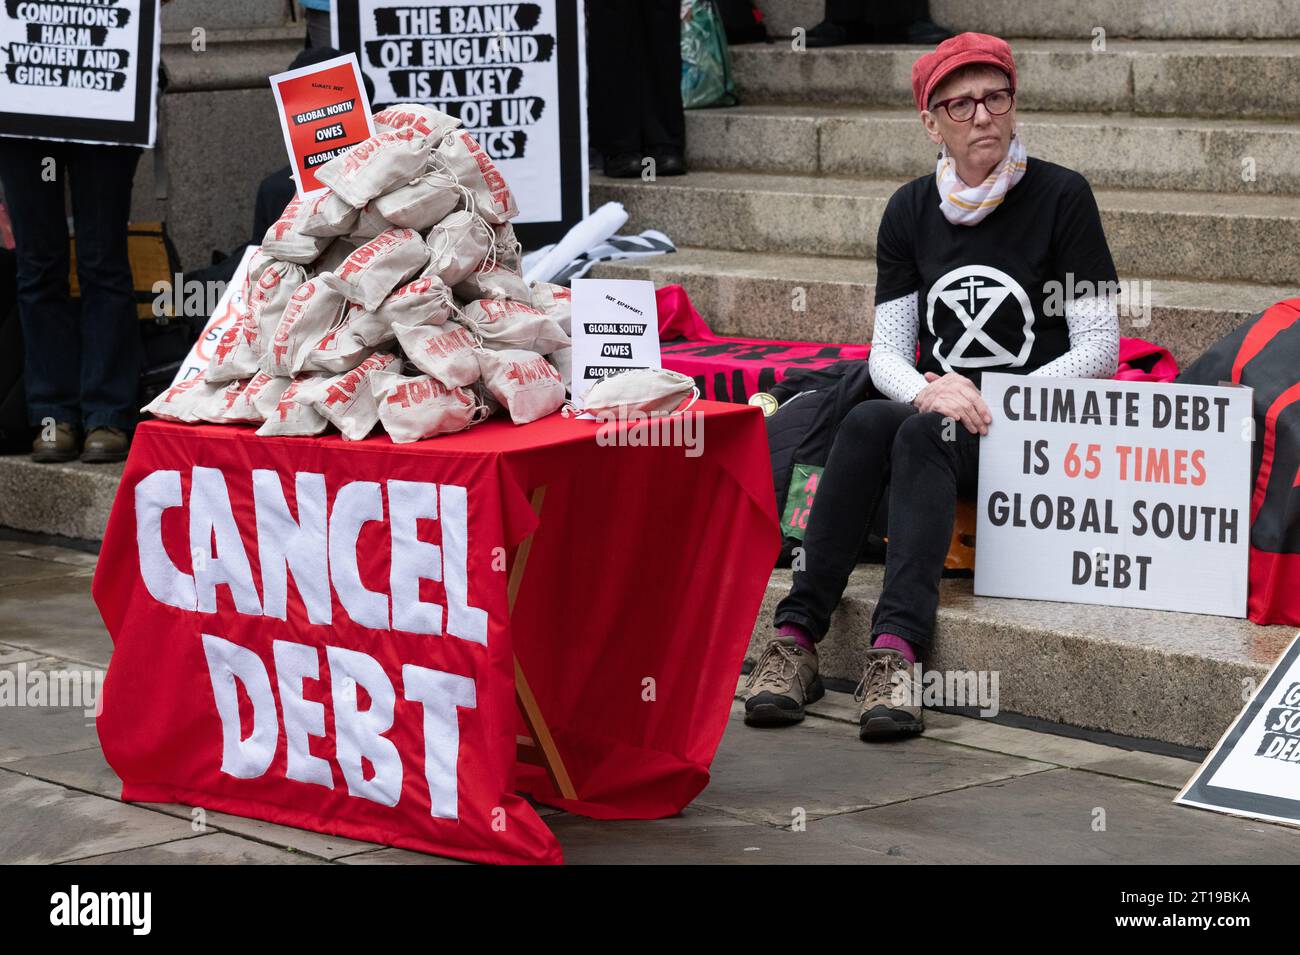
911, 32, 1017, 113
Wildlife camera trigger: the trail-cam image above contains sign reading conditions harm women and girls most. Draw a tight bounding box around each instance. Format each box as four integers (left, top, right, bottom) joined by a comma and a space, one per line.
0, 0, 160, 146
332, 0, 588, 245
975, 373, 1253, 617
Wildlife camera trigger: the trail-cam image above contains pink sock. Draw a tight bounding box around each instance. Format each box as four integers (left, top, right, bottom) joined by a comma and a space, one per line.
873, 632, 918, 664
778, 623, 816, 654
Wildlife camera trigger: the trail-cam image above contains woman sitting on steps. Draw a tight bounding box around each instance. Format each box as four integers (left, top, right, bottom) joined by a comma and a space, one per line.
744, 32, 1121, 741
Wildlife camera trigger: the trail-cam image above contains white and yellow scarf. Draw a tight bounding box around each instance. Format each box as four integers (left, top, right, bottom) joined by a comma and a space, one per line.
936, 132, 1026, 226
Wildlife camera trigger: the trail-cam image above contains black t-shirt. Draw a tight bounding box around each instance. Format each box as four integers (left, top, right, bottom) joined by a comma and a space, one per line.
874, 157, 1118, 386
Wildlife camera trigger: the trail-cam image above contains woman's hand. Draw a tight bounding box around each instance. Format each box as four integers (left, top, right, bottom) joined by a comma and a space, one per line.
913, 371, 993, 436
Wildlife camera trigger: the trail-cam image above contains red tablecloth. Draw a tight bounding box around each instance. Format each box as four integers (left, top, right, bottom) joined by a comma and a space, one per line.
92, 402, 778, 864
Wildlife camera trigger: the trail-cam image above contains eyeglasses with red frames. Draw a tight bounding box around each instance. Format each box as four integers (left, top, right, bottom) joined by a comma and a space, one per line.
929, 88, 1015, 122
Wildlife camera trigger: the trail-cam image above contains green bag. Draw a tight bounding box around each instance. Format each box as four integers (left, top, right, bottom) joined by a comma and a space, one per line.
681, 0, 738, 109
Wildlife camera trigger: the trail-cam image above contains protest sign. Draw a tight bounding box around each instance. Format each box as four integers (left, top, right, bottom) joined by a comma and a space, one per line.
975, 373, 1252, 617
1177, 630, 1300, 826
569, 277, 660, 407
169, 245, 257, 387
332, 0, 588, 245
0, 0, 160, 146
94, 404, 778, 862
269, 53, 376, 197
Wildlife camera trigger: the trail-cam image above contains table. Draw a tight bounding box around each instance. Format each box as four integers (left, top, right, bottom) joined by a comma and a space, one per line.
92, 401, 779, 864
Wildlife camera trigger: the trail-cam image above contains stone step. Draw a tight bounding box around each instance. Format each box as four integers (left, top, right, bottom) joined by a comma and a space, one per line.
749, 565, 1295, 751
587, 247, 1292, 370
686, 104, 1300, 195
0, 457, 121, 543
754, 0, 1300, 40
590, 170, 1300, 288
729, 40, 1300, 119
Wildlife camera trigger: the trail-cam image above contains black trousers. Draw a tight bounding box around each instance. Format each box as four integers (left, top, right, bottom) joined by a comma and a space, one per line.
0, 139, 142, 432
587, 0, 685, 159
774, 400, 981, 654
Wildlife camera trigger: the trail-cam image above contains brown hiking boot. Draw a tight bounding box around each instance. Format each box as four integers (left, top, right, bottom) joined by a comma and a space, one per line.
31, 421, 79, 463
81, 426, 130, 463
744, 636, 824, 726
854, 648, 924, 741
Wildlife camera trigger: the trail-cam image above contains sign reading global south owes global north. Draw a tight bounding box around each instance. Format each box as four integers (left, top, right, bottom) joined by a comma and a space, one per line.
975, 373, 1253, 617
569, 278, 660, 407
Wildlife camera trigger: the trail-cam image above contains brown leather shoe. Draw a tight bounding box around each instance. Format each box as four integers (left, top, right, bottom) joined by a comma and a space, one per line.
744, 636, 825, 726
855, 648, 924, 741
31, 422, 80, 463
81, 426, 130, 463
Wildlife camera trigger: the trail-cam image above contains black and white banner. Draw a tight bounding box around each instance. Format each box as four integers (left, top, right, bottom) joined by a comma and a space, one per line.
0, 0, 160, 146
333, 0, 588, 247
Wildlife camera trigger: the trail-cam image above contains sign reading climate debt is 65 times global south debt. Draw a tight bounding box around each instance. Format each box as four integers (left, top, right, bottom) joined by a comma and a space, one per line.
975, 373, 1253, 617
332, 0, 588, 246
0, 0, 160, 146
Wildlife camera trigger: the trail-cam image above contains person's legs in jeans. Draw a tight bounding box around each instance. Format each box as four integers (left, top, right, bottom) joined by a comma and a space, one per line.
869, 410, 980, 655
65, 143, 141, 434
0, 139, 80, 430
774, 399, 918, 641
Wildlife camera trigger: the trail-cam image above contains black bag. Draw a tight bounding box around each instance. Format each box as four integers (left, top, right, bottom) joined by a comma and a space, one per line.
764, 360, 887, 567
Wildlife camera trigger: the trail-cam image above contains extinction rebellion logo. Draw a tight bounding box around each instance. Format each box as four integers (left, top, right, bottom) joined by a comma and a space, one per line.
925, 264, 1035, 372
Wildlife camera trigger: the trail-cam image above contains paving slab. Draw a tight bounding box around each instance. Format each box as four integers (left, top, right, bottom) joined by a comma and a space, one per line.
695, 705, 1050, 826
546, 804, 905, 864
138, 803, 382, 861
0, 553, 91, 589
0, 574, 115, 666
0, 658, 104, 764
7, 745, 128, 800
0, 643, 42, 667
787, 685, 1200, 790
0, 769, 199, 864
338, 847, 469, 865
811, 767, 1300, 864
68, 831, 325, 865
1, 543, 99, 568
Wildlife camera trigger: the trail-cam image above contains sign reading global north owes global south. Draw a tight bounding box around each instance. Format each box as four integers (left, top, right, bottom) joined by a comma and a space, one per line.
975, 373, 1253, 618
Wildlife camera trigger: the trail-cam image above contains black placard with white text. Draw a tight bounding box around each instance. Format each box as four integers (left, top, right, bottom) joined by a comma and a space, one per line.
333, 0, 588, 247
0, 0, 160, 146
